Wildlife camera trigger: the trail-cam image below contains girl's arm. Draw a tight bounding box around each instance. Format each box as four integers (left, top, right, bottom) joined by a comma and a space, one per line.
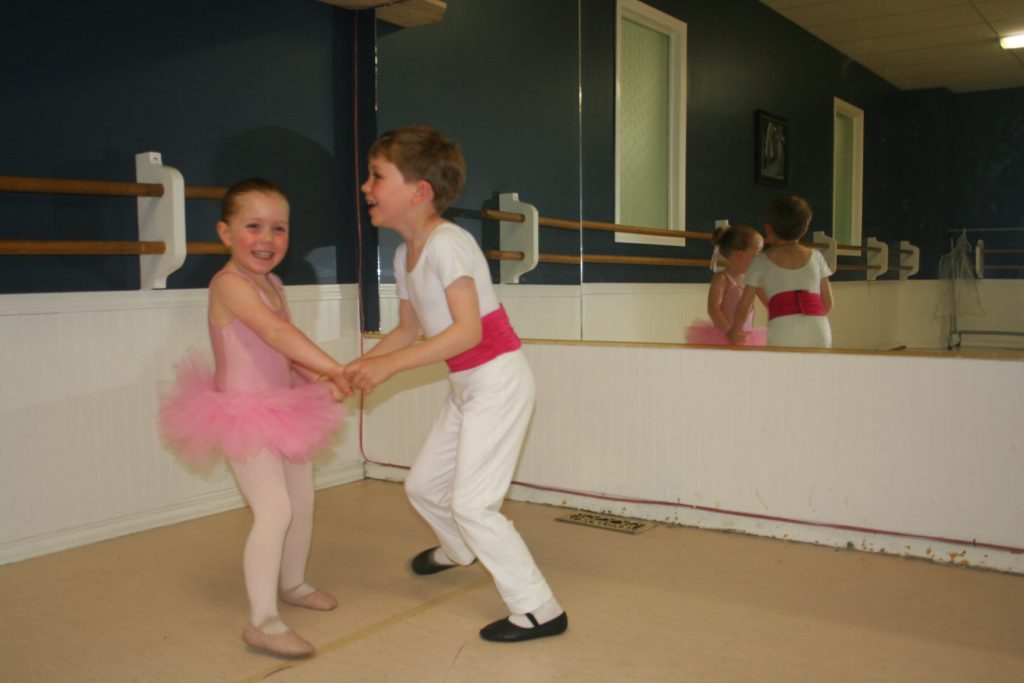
706, 273, 730, 331
726, 286, 759, 345
820, 277, 834, 313
345, 277, 482, 393
211, 274, 351, 393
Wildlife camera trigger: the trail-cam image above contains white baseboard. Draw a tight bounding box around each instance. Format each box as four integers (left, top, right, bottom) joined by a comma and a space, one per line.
506, 484, 1024, 575
0, 461, 365, 566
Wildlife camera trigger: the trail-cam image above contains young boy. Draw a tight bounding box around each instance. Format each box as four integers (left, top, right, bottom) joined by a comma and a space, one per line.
728, 195, 833, 348
344, 125, 567, 642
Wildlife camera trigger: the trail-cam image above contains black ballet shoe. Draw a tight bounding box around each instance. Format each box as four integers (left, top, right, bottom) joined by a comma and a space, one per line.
410, 547, 475, 575
479, 611, 568, 643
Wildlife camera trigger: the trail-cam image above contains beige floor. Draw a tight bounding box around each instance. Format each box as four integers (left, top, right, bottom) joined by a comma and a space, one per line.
2, 479, 1022, 683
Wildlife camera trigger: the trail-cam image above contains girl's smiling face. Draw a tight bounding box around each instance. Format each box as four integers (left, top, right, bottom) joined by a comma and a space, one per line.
216, 190, 290, 276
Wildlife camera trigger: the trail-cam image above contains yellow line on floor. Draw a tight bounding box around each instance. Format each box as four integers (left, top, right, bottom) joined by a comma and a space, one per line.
236, 576, 490, 683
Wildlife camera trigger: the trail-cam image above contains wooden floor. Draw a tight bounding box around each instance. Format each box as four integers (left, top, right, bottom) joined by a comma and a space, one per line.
2, 479, 1022, 682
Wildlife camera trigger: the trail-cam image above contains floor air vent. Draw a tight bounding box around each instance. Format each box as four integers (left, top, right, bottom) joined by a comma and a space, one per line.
555, 511, 656, 535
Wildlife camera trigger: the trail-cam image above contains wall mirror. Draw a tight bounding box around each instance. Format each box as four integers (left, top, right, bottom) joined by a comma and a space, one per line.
373, 0, 585, 341
373, 0, 1024, 353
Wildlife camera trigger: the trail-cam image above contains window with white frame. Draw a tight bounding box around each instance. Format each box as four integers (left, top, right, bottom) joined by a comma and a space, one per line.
833, 98, 863, 247
616, 0, 687, 246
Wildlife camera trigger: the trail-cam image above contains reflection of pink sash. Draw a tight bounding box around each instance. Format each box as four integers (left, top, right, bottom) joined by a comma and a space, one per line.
768, 290, 826, 320
446, 306, 522, 372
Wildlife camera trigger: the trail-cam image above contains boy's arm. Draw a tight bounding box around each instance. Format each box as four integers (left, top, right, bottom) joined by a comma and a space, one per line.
360, 299, 423, 359
345, 277, 482, 393
820, 277, 834, 313
706, 273, 730, 331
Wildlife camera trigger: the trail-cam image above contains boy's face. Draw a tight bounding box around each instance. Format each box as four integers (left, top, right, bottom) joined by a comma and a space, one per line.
361, 155, 420, 228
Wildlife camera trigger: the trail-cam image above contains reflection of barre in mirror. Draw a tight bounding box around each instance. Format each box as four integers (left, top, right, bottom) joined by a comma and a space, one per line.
472, 194, 920, 283
939, 228, 1024, 350
0, 156, 230, 289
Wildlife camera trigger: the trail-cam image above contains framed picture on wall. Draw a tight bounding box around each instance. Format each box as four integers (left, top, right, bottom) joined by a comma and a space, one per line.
755, 110, 788, 186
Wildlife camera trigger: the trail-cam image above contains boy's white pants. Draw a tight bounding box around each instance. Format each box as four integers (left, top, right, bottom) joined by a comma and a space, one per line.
404, 350, 554, 615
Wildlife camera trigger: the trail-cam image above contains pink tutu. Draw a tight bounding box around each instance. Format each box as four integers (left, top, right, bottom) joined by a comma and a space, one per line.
685, 320, 767, 347
158, 352, 344, 465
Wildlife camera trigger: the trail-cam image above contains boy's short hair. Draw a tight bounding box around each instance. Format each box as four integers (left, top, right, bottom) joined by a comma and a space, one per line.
765, 195, 812, 240
221, 178, 287, 221
369, 125, 466, 213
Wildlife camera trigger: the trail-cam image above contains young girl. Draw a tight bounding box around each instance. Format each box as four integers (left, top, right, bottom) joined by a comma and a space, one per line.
685, 224, 766, 346
728, 195, 833, 348
158, 179, 351, 658
344, 126, 567, 643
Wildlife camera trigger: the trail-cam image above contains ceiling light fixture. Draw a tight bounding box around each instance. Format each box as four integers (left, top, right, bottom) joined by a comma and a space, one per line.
999, 33, 1024, 49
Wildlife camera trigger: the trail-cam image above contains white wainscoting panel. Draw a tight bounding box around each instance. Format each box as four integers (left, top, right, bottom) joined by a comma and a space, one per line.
362, 341, 1024, 573
0, 285, 363, 564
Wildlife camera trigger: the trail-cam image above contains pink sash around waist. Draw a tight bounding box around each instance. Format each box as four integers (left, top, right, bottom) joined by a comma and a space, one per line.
768, 290, 826, 320
445, 306, 522, 372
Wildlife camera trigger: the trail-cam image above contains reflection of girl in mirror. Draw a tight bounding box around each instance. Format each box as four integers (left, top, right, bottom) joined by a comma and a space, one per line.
685, 224, 767, 346
728, 195, 833, 348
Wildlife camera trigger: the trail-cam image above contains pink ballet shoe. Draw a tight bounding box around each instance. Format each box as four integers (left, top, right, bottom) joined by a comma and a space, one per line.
281, 585, 338, 611
242, 617, 315, 658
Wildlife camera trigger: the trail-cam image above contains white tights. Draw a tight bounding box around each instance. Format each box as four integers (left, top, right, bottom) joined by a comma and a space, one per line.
229, 450, 314, 626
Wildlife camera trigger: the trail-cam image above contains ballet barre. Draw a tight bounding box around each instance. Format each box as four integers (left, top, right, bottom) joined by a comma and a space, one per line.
974, 240, 1024, 279
468, 193, 718, 282
472, 194, 922, 282
811, 232, 919, 281
0, 240, 228, 256
0, 156, 230, 287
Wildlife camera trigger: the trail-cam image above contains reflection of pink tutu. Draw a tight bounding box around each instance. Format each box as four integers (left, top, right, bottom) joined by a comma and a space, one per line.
158, 352, 344, 465
685, 320, 767, 347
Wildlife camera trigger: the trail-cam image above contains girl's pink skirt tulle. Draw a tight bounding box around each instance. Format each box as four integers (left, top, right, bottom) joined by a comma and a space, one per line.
685, 320, 767, 347
158, 352, 344, 465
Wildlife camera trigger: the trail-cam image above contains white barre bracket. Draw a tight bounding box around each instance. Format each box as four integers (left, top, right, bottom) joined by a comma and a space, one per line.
498, 192, 539, 284
899, 240, 920, 280
866, 236, 887, 281
812, 230, 837, 273
135, 151, 186, 289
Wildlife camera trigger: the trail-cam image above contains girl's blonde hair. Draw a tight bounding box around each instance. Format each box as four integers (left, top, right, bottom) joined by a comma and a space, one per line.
711, 224, 761, 257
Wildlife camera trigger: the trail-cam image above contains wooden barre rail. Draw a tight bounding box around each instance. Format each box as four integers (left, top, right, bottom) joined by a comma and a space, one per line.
0, 240, 228, 256
478, 208, 712, 241
486, 250, 712, 268
0, 175, 227, 201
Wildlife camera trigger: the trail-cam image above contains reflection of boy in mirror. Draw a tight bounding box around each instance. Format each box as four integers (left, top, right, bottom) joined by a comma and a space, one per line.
345, 125, 568, 643
685, 224, 767, 345
728, 195, 833, 348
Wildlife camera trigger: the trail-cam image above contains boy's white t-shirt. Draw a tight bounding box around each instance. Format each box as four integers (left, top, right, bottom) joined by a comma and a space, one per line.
394, 222, 500, 339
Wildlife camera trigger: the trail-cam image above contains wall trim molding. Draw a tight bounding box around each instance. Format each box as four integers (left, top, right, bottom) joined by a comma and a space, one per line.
0, 460, 363, 566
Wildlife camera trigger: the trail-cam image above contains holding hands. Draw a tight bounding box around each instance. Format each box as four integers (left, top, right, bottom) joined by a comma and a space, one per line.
343, 356, 396, 395
316, 365, 355, 401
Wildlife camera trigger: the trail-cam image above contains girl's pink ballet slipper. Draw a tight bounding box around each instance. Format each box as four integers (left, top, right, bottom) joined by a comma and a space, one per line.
242, 617, 315, 658
281, 586, 338, 611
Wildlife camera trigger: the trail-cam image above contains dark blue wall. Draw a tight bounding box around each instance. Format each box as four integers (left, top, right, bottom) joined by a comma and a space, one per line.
0, 0, 369, 294
3, 0, 1022, 296
373, 0, 583, 285
581, 0, 901, 282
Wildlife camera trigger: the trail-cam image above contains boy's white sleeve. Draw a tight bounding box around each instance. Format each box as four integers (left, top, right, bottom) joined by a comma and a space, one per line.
394, 244, 409, 300
432, 230, 479, 289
